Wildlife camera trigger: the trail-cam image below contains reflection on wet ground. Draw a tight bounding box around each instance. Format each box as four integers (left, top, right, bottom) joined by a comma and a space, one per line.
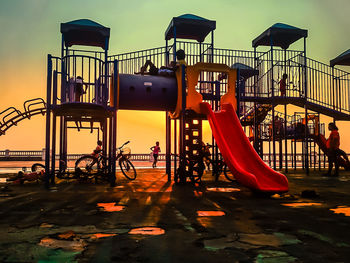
128, 227, 165, 235
91, 233, 117, 239
1, 169, 350, 262
97, 203, 125, 212
206, 187, 241, 192
330, 206, 350, 216
281, 202, 322, 208
197, 211, 225, 216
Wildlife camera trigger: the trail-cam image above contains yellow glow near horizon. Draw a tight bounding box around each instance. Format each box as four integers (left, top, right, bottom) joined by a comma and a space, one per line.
2, 0, 350, 154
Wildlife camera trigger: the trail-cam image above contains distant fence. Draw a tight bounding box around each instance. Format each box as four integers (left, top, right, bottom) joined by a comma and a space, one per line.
0, 150, 331, 169
0, 150, 171, 162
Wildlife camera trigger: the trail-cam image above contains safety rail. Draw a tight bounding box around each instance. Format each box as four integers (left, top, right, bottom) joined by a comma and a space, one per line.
262, 153, 328, 169
60, 54, 108, 105
109, 46, 167, 75
306, 56, 350, 115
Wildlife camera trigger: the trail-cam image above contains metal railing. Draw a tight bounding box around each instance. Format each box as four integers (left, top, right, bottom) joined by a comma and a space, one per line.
0, 151, 331, 169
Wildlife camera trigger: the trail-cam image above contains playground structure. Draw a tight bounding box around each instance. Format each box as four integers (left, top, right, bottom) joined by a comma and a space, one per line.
1, 15, 350, 191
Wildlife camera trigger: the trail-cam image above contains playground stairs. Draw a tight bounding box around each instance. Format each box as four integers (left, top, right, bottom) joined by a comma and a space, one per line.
240, 104, 273, 126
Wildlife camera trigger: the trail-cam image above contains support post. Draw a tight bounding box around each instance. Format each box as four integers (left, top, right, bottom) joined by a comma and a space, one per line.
45, 54, 52, 189
303, 37, 309, 174
166, 112, 171, 180
270, 36, 276, 170
174, 119, 177, 177
111, 59, 118, 186
50, 113, 56, 185
284, 104, 288, 173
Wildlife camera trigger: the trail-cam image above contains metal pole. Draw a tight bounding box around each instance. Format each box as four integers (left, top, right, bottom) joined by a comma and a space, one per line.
173, 26, 177, 62
63, 118, 68, 167
166, 112, 171, 180
111, 59, 118, 186
174, 119, 177, 177
50, 113, 56, 185
284, 49, 288, 173
165, 40, 169, 65
45, 54, 52, 189
180, 64, 186, 166
304, 37, 309, 174
211, 31, 214, 63
253, 47, 258, 154
270, 36, 276, 170
108, 116, 113, 175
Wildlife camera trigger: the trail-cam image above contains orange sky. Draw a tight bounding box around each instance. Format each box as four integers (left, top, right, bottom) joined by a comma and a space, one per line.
1, 0, 350, 154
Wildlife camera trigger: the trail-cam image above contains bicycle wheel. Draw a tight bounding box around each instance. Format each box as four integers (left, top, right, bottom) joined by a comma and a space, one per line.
224, 164, 236, 182
174, 158, 189, 184
189, 160, 204, 183
75, 155, 98, 176
31, 163, 45, 173
119, 158, 136, 180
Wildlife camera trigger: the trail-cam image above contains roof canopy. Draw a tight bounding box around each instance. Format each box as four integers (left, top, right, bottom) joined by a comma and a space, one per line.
60, 19, 110, 50
165, 14, 216, 42
252, 23, 308, 49
231, 63, 259, 79
330, 49, 350, 67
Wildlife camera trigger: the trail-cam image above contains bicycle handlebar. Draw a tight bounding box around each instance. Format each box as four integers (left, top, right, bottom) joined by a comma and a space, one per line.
118, 141, 130, 150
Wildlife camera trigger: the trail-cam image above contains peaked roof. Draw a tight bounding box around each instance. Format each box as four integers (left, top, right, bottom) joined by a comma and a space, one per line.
165, 14, 216, 42
330, 49, 350, 67
60, 19, 110, 50
252, 23, 308, 49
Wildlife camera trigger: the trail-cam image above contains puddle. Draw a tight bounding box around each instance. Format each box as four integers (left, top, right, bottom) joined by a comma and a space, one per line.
58, 231, 76, 240
330, 206, 350, 216
239, 233, 281, 247
197, 211, 225, 217
281, 202, 322, 208
97, 203, 125, 212
39, 237, 86, 251
40, 223, 54, 228
128, 227, 165, 235
91, 233, 117, 239
0, 178, 8, 183
255, 249, 297, 263
206, 187, 240, 192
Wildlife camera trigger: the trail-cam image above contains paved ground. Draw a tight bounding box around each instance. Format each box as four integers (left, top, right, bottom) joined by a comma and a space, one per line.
1, 169, 350, 262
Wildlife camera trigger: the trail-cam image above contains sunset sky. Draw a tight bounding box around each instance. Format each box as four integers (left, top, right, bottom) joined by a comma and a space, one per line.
1, 0, 350, 154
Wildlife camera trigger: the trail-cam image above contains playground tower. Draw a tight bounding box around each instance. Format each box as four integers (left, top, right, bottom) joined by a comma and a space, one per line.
44, 19, 117, 187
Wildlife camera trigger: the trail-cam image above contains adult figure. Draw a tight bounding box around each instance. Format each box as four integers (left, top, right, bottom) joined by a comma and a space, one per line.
325, 123, 340, 176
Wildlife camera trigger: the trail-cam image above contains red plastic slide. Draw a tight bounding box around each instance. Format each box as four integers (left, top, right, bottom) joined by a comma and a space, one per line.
200, 102, 289, 192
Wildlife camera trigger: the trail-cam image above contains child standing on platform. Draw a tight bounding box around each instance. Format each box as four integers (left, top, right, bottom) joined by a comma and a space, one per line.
279, 73, 288, 96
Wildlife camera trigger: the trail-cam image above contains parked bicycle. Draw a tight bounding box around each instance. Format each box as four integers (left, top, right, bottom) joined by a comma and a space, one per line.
203, 144, 235, 182
75, 141, 136, 181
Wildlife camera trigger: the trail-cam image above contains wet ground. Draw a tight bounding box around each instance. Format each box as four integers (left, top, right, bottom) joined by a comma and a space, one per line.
1, 169, 350, 262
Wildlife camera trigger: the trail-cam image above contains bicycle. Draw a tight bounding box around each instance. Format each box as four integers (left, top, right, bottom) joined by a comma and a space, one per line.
74, 141, 137, 181
201, 144, 236, 182
7, 169, 45, 184
31, 161, 75, 180
174, 156, 205, 184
